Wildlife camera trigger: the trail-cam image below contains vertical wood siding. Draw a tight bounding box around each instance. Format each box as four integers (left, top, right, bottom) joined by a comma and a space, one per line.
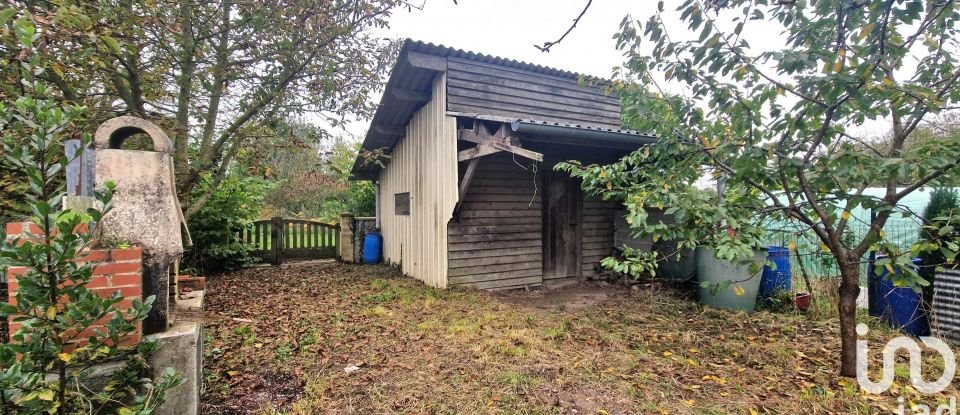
581, 194, 618, 279
378, 74, 458, 287
447, 154, 544, 290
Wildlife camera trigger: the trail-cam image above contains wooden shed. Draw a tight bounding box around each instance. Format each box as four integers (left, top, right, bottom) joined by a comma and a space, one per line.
351, 40, 655, 290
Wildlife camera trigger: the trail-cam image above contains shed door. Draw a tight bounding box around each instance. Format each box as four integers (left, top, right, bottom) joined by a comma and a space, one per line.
543, 170, 582, 281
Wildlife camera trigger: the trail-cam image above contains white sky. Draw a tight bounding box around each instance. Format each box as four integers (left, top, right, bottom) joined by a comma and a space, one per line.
335, 0, 895, 139
339, 0, 660, 137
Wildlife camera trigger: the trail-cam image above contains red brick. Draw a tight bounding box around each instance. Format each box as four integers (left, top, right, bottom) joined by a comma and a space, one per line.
6, 267, 26, 278
110, 247, 142, 261
78, 250, 109, 263
93, 262, 141, 275
94, 286, 140, 299
111, 273, 141, 287
85, 276, 110, 289
5, 223, 21, 235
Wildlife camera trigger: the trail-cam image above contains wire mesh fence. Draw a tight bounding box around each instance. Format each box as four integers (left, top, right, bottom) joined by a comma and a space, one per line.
761, 217, 923, 286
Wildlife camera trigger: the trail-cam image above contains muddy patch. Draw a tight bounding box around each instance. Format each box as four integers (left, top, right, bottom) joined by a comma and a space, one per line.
494, 283, 629, 311
534, 384, 635, 415
203, 370, 304, 415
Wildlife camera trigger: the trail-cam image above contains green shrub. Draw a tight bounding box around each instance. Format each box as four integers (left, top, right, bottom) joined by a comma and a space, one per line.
0, 74, 182, 412
918, 187, 960, 304
183, 173, 271, 274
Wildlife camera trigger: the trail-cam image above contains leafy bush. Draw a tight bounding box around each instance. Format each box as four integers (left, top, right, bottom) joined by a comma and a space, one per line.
0, 73, 181, 412
183, 173, 271, 274
918, 188, 960, 304
348, 180, 376, 217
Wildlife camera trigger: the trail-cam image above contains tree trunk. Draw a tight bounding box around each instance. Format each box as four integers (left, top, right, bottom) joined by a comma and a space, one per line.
837, 254, 862, 377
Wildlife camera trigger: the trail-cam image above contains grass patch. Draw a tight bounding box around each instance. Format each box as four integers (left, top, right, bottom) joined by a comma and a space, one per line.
201, 262, 955, 415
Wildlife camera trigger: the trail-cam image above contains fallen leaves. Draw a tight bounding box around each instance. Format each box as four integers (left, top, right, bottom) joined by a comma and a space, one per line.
198, 262, 956, 415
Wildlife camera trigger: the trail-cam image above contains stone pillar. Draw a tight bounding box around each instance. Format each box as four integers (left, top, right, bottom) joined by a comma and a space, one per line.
93, 116, 187, 335
339, 212, 355, 263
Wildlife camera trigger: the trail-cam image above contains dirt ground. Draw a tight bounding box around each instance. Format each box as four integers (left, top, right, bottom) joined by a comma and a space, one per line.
199, 262, 957, 415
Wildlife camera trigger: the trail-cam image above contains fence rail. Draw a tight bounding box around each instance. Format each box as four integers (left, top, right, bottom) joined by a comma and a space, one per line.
242, 217, 339, 265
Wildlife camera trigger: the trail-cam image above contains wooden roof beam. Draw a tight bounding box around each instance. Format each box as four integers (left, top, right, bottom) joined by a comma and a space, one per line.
457, 125, 543, 162
453, 158, 480, 218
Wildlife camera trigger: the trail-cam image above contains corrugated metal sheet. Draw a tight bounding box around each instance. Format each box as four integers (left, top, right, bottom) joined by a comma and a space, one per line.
378, 74, 458, 288
932, 268, 960, 345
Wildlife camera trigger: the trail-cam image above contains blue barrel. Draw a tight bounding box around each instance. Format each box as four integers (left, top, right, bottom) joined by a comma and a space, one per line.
362, 232, 382, 264
871, 257, 929, 336
759, 246, 792, 301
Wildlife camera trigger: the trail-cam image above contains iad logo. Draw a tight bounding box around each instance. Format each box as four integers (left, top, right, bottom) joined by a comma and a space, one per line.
857, 324, 958, 414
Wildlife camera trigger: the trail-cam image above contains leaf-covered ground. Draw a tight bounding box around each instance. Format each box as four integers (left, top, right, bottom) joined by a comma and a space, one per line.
200, 262, 956, 415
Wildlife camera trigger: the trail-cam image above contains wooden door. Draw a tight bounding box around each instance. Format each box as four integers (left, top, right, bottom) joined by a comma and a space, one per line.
542, 170, 582, 282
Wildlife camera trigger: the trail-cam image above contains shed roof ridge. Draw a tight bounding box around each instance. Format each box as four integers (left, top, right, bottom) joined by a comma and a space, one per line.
402, 39, 610, 82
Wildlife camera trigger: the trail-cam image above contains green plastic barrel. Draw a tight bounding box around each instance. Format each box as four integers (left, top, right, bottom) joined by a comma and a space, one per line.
695, 247, 767, 312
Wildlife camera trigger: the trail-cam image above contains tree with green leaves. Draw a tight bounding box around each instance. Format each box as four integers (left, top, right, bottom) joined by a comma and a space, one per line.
1, 0, 408, 219
559, 0, 960, 376
0, 25, 181, 410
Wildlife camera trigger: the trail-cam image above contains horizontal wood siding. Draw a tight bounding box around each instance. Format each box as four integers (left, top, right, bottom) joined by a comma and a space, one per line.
445, 58, 621, 129
581, 194, 618, 279
448, 154, 543, 289
379, 74, 458, 287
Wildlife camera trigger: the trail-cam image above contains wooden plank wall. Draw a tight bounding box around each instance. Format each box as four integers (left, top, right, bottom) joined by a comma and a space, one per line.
445, 57, 622, 129
581, 194, 618, 279
378, 74, 459, 288
448, 153, 544, 289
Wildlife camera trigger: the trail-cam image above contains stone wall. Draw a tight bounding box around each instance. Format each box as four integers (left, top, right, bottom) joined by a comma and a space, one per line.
4, 222, 144, 348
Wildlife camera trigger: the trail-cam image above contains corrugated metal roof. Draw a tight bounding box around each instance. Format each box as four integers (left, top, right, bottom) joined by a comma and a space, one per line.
512, 119, 656, 138
404, 40, 608, 83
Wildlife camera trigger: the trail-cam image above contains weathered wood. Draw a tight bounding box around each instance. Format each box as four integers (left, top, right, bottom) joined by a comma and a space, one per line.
458, 144, 502, 161
449, 275, 543, 290
446, 58, 618, 104
454, 158, 480, 215
449, 231, 541, 244
449, 261, 541, 277
457, 209, 541, 219
448, 223, 542, 235
448, 101, 619, 130
449, 254, 544, 269
462, 193, 541, 203
449, 269, 542, 285
458, 128, 544, 162
542, 170, 582, 281
448, 246, 542, 260
448, 239, 542, 252
449, 87, 620, 120
459, 201, 542, 211
446, 77, 620, 112
454, 216, 542, 226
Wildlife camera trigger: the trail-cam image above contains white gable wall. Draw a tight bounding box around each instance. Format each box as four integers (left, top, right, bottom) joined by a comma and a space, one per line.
377, 74, 458, 287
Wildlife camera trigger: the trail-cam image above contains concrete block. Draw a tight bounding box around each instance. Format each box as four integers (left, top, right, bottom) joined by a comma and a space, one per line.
150, 321, 202, 415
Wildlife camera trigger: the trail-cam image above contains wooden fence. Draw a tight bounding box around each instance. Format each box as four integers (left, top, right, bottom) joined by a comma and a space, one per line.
241, 217, 339, 265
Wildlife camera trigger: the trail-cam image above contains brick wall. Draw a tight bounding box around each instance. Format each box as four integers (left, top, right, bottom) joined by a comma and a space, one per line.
4, 222, 143, 348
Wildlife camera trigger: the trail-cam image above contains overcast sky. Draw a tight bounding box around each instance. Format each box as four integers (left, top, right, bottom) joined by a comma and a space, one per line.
339, 0, 660, 137
336, 0, 893, 139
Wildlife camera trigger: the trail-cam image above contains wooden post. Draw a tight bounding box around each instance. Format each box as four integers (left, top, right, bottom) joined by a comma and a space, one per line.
339, 213, 355, 263
271, 216, 283, 265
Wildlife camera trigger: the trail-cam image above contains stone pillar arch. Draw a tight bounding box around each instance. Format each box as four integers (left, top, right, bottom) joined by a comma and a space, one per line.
94, 116, 174, 154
